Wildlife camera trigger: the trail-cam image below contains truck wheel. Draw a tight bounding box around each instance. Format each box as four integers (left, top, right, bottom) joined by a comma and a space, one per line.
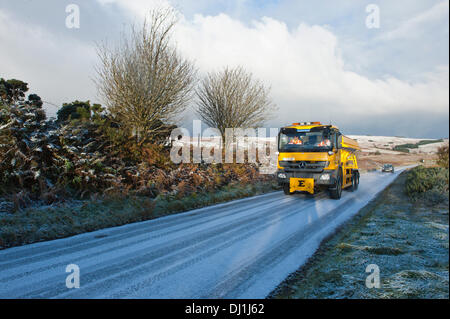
329, 173, 342, 199
355, 172, 360, 188
283, 183, 293, 195
350, 171, 359, 191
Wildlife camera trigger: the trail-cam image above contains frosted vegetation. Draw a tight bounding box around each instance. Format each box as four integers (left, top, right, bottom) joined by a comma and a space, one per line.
0, 182, 278, 249
270, 168, 449, 299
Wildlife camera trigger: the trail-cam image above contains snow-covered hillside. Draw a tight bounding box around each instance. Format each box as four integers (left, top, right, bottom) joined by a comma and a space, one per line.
186, 135, 448, 155
348, 135, 448, 154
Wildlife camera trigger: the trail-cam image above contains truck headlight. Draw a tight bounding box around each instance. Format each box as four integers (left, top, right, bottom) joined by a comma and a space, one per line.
320, 173, 330, 181
278, 173, 287, 179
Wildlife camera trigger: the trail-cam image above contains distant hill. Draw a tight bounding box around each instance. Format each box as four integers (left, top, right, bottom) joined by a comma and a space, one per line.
347, 135, 448, 155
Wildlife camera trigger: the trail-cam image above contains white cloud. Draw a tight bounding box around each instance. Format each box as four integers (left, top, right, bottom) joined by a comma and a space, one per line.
173, 12, 448, 127
91, 0, 450, 127
378, 0, 449, 41
97, 0, 171, 19
0, 9, 98, 117
1, 0, 448, 137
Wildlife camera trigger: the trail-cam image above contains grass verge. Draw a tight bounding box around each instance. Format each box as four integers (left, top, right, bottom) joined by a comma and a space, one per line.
0, 180, 280, 250
268, 168, 449, 299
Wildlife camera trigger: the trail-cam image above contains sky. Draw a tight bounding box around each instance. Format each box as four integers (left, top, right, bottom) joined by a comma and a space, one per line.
0, 0, 448, 138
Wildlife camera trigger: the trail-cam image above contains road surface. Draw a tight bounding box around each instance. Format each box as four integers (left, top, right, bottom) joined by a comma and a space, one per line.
0, 167, 410, 298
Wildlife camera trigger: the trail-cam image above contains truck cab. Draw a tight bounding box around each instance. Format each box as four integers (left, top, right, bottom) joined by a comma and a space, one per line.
277, 122, 360, 199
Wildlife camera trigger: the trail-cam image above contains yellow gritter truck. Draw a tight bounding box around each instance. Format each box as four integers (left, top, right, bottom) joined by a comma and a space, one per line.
277, 122, 360, 199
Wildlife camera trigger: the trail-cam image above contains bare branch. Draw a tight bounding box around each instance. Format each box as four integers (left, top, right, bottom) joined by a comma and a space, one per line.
195, 66, 276, 140
95, 7, 196, 143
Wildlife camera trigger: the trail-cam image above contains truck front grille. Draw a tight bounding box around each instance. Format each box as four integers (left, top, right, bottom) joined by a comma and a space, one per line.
279, 160, 328, 173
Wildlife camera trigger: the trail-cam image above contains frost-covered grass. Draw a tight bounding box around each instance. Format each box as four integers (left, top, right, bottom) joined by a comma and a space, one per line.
269, 170, 448, 299
0, 180, 279, 249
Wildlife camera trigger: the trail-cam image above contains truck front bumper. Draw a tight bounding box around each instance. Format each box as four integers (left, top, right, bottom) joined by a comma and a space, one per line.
277, 169, 338, 189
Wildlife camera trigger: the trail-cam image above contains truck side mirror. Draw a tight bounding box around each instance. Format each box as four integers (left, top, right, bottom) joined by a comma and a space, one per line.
337, 135, 342, 149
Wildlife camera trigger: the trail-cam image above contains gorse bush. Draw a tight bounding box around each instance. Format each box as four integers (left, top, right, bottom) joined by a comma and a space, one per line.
405, 166, 449, 205
0, 78, 30, 104
57, 100, 93, 122
0, 80, 50, 199
0, 77, 275, 211
436, 144, 449, 168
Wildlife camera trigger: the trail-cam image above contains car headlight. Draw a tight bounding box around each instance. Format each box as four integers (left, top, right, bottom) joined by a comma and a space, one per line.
278, 173, 287, 179
320, 173, 330, 181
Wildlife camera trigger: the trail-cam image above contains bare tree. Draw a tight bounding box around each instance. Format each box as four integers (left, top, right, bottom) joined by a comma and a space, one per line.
195, 66, 275, 141
95, 7, 196, 143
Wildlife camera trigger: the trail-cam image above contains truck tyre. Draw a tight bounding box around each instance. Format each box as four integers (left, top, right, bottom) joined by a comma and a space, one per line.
283, 183, 293, 195
350, 171, 359, 191
329, 171, 342, 199
355, 171, 360, 188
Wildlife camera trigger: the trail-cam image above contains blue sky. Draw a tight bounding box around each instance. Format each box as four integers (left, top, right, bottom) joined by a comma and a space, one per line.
0, 0, 448, 138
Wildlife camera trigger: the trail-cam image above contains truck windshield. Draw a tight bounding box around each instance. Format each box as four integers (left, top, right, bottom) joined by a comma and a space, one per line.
278, 129, 333, 152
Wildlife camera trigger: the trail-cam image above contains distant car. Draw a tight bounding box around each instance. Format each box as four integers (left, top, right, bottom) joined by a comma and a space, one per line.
382, 164, 395, 173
